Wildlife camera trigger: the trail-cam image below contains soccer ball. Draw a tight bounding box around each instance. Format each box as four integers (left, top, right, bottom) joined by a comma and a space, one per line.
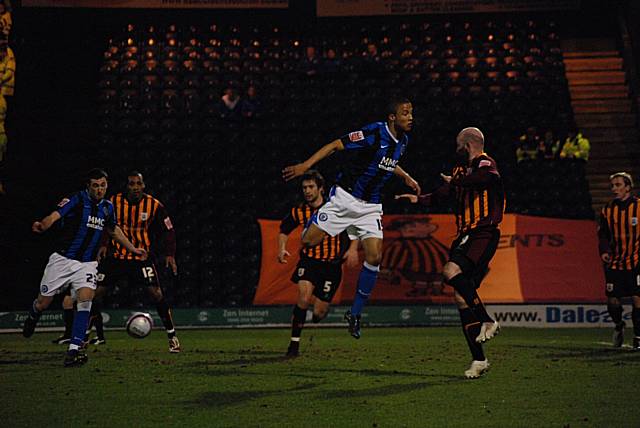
126, 312, 153, 339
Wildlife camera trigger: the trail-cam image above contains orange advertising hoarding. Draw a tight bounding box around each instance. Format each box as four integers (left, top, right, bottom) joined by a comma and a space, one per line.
254, 215, 605, 305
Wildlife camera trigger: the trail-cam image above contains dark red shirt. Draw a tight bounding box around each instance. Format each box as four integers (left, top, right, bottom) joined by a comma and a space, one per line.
419, 153, 505, 235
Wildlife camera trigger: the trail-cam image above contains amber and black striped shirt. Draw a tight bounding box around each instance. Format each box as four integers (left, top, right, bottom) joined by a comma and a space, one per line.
110, 193, 176, 261
418, 154, 505, 236
452, 153, 505, 235
280, 202, 350, 263
598, 196, 639, 270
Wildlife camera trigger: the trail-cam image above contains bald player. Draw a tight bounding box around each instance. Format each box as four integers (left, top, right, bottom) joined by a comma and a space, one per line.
397, 127, 505, 378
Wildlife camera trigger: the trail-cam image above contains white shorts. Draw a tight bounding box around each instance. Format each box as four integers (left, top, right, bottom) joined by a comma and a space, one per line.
312, 186, 383, 240
39, 252, 98, 297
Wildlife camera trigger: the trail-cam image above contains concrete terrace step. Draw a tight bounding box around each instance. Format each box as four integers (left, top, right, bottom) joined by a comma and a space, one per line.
590, 193, 614, 203
563, 51, 619, 59
584, 127, 639, 142
587, 172, 636, 182
564, 57, 624, 72
572, 98, 632, 113
587, 174, 639, 191
591, 199, 610, 211
569, 84, 629, 99
588, 181, 612, 191
565, 71, 626, 85
575, 113, 636, 128
589, 144, 640, 159
587, 178, 640, 192
590, 189, 612, 199
587, 158, 637, 171
588, 170, 639, 179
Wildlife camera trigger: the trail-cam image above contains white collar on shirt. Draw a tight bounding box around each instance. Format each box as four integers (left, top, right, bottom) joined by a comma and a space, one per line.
385, 123, 399, 143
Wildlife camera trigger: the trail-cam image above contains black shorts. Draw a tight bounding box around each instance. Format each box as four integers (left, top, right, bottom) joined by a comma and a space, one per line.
290, 257, 343, 303
97, 257, 161, 289
449, 227, 500, 287
605, 268, 640, 298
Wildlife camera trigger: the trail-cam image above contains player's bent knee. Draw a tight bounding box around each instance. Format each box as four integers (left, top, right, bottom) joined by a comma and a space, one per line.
365, 256, 382, 266
443, 262, 462, 281
362, 237, 383, 266
313, 302, 330, 322
36, 295, 54, 311
148, 286, 163, 302
364, 251, 382, 266
302, 234, 323, 248
302, 224, 326, 248
300, 295, 314, 308
62, 295, 74, 310
313, 309, 328, 322
76, 287, 95, 302
301, 234, 313, 247
94, 286, 107, 299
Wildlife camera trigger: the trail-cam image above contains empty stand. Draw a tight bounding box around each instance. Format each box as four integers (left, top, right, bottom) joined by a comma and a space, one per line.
94, 18, 589, 307
563, 38, 639, 211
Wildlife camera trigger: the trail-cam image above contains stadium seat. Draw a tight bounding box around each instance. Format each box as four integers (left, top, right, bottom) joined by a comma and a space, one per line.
92, 17, 588, 307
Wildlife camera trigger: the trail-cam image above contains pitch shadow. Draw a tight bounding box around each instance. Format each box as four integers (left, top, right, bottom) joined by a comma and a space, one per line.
184, 383, 317, 409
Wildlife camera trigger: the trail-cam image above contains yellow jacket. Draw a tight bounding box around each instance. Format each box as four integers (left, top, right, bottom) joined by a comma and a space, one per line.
0, 12, 11, 39
0, 47, 15, 97
516, 133, 539, 162
560, 133, 590, 161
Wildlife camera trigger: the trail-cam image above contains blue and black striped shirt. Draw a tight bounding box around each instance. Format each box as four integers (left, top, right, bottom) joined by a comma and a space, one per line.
336, 122, 408, 203
55, 190, 117, 262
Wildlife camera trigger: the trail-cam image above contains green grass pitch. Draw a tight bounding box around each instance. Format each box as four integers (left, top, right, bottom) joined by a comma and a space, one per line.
2, 327, 638, 427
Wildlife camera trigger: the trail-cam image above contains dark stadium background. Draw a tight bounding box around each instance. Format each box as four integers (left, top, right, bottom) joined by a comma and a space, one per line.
0, 0, 638, 310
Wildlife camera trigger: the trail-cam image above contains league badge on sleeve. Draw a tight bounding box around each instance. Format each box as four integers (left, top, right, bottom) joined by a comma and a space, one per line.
164, 217, 174, 230
349, 131, 364, 142
57, 198, 70, 208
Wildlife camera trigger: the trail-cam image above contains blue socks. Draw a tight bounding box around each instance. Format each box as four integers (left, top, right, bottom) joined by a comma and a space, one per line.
70, 300, 92, 350
350, 262, 379, 316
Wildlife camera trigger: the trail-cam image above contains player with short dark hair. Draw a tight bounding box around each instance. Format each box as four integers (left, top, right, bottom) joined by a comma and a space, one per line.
23, 168, 147, 366
598, 171, 640, 350
278, 169, 358, 356
397, 127, 505, 378
88, 171, 180, 352
283, 97, 420, 339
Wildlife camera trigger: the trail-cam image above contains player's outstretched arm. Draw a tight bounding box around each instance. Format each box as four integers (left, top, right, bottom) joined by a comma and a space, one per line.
393, 165, 421, 195
396, 174, 452, 206
282, 139, 344, 181
32, 211, 61, 233
277, 232, 291, 264
395, 194, 419, 203
109, 225, 148, 260
165, 256, 178, 275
